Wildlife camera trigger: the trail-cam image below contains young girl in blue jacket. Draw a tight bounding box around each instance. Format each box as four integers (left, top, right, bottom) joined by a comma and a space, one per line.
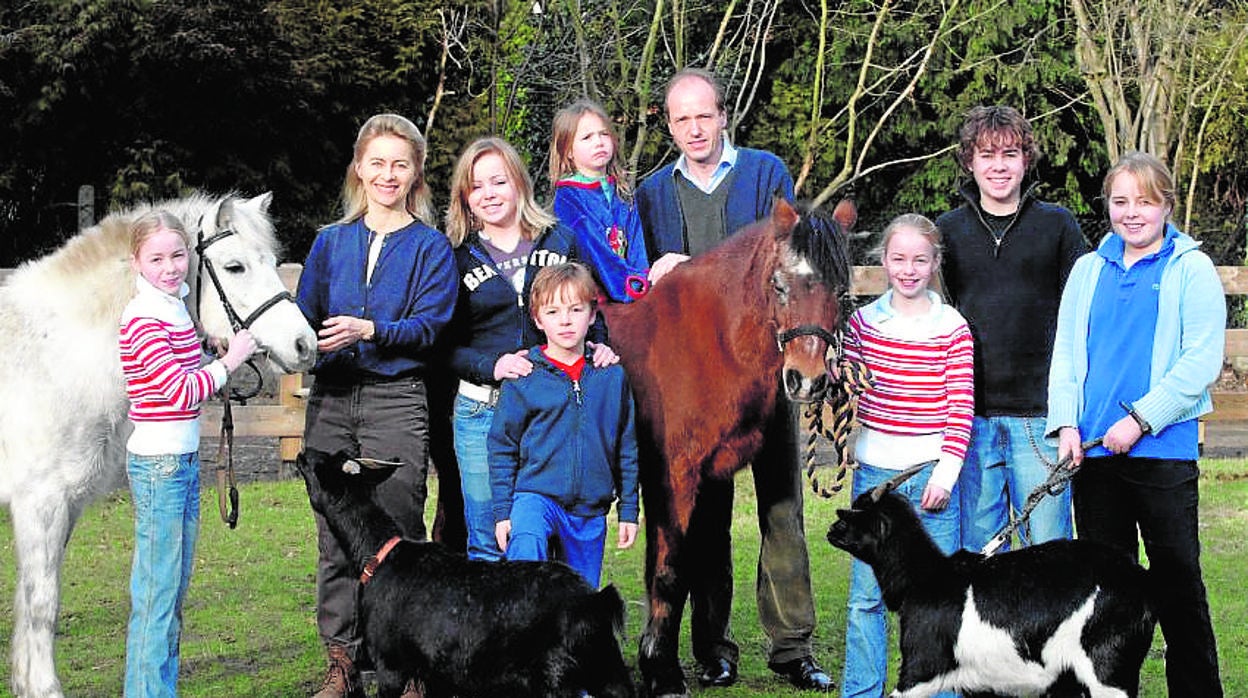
548, 100, 650, 302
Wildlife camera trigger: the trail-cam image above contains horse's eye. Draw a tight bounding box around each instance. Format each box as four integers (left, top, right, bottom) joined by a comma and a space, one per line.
772, 271, 791, 304
224, 262, 245, 274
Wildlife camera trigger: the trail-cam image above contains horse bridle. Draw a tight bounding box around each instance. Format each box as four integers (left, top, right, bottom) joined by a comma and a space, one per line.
194, 219, 298, 529
776, 324, 839, 354
195, 227, 296, 337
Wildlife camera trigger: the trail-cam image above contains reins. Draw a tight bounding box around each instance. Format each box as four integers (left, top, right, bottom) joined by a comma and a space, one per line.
803, 331, 874, 498
980, 437, 1103, 557
194, 212, 298, 528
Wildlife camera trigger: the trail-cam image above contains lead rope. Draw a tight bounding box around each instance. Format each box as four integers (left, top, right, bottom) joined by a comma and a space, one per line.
980, 437, 1103, 557
216, 380, 239, 529
804, 340, 874, 498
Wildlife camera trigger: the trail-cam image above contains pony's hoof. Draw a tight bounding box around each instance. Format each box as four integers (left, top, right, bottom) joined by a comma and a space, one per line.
644, 677, 689, 698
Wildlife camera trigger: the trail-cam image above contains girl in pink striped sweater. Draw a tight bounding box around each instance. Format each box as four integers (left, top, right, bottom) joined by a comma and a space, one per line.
118, 210, 255, 697
838, 213, 975, 698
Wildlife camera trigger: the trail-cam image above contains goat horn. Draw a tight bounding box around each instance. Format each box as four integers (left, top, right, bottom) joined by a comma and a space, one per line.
867, 460, 935, 502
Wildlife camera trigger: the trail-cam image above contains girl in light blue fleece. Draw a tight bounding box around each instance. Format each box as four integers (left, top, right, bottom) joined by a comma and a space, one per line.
1046, 151, 1224, 697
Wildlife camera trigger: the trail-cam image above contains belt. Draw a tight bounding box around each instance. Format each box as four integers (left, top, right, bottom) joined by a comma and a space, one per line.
458, 380, 501, 407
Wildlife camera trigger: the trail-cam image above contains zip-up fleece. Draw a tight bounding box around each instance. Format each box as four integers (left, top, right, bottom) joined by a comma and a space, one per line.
936, 182, 1087, 415
296, 218, 457, 383
446, 224, 606, 386
1046, 225, 1225, 439
552, 178, 650, 302
488, 346, 639, 523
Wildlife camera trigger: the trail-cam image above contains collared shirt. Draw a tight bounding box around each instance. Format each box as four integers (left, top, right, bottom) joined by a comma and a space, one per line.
673, 136, 738, 194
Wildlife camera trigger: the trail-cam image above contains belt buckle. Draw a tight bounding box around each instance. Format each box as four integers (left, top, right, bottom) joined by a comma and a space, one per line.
486, 386, 500, 408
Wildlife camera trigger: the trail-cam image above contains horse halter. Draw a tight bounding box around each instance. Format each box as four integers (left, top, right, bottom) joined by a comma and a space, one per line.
194, 226, 296, 335
776, 324, 839, 353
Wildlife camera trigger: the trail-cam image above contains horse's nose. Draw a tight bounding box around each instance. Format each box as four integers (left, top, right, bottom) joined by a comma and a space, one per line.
296, 335, 316, 364
784, 368, 803, 396
809, 371, 830, 400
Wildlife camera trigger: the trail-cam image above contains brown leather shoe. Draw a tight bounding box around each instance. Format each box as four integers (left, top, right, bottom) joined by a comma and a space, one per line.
312, 644, 363, 698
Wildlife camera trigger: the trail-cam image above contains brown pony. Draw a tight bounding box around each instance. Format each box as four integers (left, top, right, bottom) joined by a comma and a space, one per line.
601, 197, 855, 697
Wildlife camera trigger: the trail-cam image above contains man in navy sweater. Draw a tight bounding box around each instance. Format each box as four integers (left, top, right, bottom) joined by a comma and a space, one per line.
635, 68, 834, 694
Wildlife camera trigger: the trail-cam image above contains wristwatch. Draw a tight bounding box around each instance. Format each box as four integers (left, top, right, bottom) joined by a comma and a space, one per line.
1119, 401, 1152, 435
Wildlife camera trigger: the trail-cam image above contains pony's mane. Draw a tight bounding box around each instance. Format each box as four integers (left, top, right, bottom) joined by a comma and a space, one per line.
28, 191, 281, 279
5, 192, 281, 325
788, 201, 853, 297
171, 191, 282, 259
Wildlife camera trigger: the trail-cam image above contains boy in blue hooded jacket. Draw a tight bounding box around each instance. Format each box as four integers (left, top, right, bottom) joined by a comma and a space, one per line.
488, 262, 640, 586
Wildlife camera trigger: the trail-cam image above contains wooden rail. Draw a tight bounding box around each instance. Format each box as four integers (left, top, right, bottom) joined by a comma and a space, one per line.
855, 267, 1248, 422
3, 263, 1243, 456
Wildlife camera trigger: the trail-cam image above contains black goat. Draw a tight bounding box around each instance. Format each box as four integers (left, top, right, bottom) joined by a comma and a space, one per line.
295, 448, 636, 698
826, 467, 1155, 698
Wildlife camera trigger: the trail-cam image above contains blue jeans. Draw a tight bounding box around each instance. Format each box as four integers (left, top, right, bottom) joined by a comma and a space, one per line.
125, 452, 200, 698
506, 492, 607, 587
842, 461, 959, 698
957, 415, 1072, 552
453, 393, 504, 561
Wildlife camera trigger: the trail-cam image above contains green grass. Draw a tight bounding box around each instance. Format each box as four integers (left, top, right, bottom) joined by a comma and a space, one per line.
0, 459, 1245, 697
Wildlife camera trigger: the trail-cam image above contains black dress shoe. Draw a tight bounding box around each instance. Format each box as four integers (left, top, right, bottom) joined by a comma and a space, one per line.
696, 657, 738, 687
769, 656, 835, 692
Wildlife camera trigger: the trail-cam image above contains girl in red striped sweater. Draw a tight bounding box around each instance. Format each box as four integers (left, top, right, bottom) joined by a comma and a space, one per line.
118, 210, 255, 697
839, 213, 974, 698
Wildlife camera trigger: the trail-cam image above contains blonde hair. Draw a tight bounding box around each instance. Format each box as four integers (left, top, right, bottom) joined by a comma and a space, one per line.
445, 137, 557, 248
1103, 151, 1176, 214
548, 100, 633, 200
129, 209, 190, 258
338, 113, 434, 226
873, 213, 943, 267
529, 262, 600, 317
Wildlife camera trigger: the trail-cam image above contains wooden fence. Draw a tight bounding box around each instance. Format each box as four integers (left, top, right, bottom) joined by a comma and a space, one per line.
5, 263, 1244, 460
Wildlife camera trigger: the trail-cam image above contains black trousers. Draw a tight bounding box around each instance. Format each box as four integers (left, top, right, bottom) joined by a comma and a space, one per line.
303, 377, 430, 654
686, 398, 817, 667
1073, 456, 1223, 698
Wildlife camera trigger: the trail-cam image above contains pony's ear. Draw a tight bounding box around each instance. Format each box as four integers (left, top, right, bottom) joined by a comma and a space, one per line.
832, 198, 857, 233
770, 196, 800, 236
242, 192, 274, 215
214, 196, 236, 231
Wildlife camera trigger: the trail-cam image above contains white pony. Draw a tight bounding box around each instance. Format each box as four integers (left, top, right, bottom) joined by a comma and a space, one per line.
0, 192, 317, 697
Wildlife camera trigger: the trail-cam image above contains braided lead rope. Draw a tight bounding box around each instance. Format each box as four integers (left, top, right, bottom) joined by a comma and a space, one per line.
805, 359, 874, 498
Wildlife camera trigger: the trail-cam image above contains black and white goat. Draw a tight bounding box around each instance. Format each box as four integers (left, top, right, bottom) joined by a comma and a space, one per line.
826, 466, 1155, 698
295, 448, 636, 698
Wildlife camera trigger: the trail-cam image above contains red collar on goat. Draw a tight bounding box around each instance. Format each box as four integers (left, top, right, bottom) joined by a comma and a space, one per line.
361, 536, 402, 585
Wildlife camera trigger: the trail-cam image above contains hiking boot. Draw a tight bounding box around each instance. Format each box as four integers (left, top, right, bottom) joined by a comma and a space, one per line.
312, 644, 363, 698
